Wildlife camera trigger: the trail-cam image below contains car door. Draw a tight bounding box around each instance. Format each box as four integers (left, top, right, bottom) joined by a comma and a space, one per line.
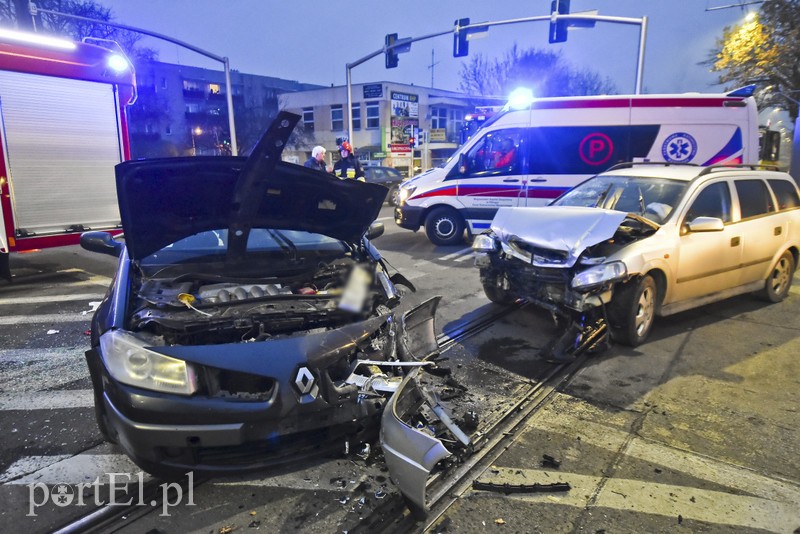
671, 179, 742, 303
732, 177, 786, 285
454, 128, 526, 222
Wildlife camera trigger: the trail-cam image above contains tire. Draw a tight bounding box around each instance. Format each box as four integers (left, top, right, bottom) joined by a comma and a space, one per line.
479, 268, 516, 304
759, 250, 795, 303
388, 186, 400, 206
609, 274, 657, 347
425, 207, 465, 246
93, 390, 119, 444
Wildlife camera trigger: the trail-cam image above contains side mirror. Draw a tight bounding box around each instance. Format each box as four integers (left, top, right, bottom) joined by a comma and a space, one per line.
458, 153, 469, 175
80, 231, 124, 257
367, 222, 385, 240
686, 216, 724, 232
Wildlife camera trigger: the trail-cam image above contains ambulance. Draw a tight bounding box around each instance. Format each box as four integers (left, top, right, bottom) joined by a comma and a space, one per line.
394, 87, 760, 245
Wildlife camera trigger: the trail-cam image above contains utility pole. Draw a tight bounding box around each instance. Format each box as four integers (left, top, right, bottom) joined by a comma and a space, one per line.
427, 49, 440, 88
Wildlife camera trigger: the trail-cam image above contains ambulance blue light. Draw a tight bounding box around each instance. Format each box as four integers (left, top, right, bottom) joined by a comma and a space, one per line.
507, 88, 534, 110
727, 85, 756, 97
107, 54, 129, 72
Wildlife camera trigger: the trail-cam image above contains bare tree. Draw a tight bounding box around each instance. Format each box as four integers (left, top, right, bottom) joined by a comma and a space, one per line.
459, 44, 617, 99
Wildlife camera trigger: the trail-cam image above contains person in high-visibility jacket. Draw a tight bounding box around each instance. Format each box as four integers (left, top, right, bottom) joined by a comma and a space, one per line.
333, 141, 365, 181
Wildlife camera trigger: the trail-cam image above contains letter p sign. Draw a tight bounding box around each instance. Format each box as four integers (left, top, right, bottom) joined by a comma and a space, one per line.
579, 132, 613, 166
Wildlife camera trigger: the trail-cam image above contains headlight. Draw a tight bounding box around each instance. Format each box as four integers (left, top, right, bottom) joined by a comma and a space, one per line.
472, 233, 498, 252
571, 261, 627, 290
99, 330, 198, 395
399, 186, 416, 204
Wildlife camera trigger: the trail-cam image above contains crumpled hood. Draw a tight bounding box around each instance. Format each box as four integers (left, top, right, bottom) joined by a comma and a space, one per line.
490, 206, 628, 268
115, 157, 388, 261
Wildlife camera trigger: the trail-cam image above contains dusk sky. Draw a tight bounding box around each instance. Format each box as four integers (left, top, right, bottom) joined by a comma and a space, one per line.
96, 1, 753, 96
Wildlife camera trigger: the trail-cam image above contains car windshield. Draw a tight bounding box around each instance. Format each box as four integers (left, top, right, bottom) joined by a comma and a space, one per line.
140, 228, 348, 268
552, 175, 689, 224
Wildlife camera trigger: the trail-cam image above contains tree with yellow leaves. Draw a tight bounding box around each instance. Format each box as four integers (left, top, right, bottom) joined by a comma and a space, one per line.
708, 0, 800, 119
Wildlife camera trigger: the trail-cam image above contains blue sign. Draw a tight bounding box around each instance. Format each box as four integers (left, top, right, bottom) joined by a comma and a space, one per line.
363, 84, 383, 99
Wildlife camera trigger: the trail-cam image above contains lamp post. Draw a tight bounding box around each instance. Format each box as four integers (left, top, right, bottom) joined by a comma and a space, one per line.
191, 127, 203, 156
28, 4, 238, 156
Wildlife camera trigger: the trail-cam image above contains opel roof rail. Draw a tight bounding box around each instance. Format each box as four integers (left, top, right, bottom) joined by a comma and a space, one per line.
605, 161, 700, 172
697, 163, 781, 177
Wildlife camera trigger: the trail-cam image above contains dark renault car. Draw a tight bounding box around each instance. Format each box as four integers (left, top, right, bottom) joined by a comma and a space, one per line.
81, 114, 469, 512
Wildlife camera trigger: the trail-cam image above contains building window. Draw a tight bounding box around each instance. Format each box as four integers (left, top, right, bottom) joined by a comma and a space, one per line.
366, 101, 379, 129
208, 83, 221, 95
431, 107, 448, 129
351, 104, 361, 130
165, 125, 172, 135
303, 107, 315, 131
449, 109, 463, 131
160, 77, 167, 89
331, 104, 343, 131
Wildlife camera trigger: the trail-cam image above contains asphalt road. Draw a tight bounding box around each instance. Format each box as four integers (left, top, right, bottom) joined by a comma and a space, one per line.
1, 205, 798, 533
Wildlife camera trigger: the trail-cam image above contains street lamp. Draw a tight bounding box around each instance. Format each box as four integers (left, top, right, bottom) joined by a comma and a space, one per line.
191, 127, 203, 156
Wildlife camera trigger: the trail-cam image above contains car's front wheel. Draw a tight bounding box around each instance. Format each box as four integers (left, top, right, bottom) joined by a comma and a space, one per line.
609, 274, 657, 347
759, 250, 795, 302
388, 186, 400, 206
425, 207, 465, 246
481, 272, 517, 305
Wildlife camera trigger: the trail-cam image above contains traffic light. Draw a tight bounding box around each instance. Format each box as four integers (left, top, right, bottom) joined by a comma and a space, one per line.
549, 0, 570, 44
385, 33, 399, 69
453, 18, 470, 57
408, 136, 416, 149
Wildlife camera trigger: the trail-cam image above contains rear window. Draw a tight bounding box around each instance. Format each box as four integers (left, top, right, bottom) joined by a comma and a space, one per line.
768, 179, 800, 210
735, 179, 774, 219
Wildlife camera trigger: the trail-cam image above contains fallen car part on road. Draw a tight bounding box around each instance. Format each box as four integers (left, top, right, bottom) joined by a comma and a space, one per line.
472, 480, 572, 494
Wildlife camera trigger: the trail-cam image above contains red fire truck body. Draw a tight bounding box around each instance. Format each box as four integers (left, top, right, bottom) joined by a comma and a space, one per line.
0, 30, 135, 279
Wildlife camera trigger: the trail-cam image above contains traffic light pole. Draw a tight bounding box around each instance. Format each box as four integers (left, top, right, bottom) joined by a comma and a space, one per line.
346, 12, 648, 147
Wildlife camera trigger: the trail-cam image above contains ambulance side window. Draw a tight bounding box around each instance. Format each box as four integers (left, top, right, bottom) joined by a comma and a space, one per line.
460, 129, 523, 178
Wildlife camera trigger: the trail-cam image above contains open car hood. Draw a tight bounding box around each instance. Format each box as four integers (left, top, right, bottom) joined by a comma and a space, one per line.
115, 113, 387, 261
490, 206, 629, 268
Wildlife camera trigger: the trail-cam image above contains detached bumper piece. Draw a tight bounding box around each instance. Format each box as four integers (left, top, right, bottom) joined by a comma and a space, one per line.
380, 366, 471, 519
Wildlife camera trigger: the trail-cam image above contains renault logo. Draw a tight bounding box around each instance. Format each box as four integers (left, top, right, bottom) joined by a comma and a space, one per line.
294, 367, 318, 398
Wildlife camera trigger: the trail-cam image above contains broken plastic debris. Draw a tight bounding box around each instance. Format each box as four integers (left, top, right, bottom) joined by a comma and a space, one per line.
356, 443, 371, 459
339, 496, 349, 505
541, 454, 561, 469
495, 518, 506, 525
375, 489, 387, 499
46, 329, 59, 335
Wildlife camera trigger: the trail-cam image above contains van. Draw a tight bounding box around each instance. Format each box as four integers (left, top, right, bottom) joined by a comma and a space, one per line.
394, 88, 760, 245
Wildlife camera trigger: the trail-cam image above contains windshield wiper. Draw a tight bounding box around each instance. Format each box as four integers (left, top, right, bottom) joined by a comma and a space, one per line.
269, 229, 298, 260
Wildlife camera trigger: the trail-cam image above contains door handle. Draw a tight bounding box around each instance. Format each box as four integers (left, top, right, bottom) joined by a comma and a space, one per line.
527, 178, 547, 182
502, 179, 519, 183
731, 236, 740, 247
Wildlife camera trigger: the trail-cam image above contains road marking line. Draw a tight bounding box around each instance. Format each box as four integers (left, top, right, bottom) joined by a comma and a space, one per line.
524, 397, 800, 504
438, 247, 473, 261
1, 454, 145, 485
0, 293, 103, 306
477, 467, 799, 532
0, 313, 92, 325
0, 389, 93, 411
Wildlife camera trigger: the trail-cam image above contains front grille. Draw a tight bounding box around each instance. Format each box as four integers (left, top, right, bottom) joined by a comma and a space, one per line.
508, 239, 569, 266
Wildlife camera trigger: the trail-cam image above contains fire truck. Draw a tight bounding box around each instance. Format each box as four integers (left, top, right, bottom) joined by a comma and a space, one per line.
0, 29, 136, 280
